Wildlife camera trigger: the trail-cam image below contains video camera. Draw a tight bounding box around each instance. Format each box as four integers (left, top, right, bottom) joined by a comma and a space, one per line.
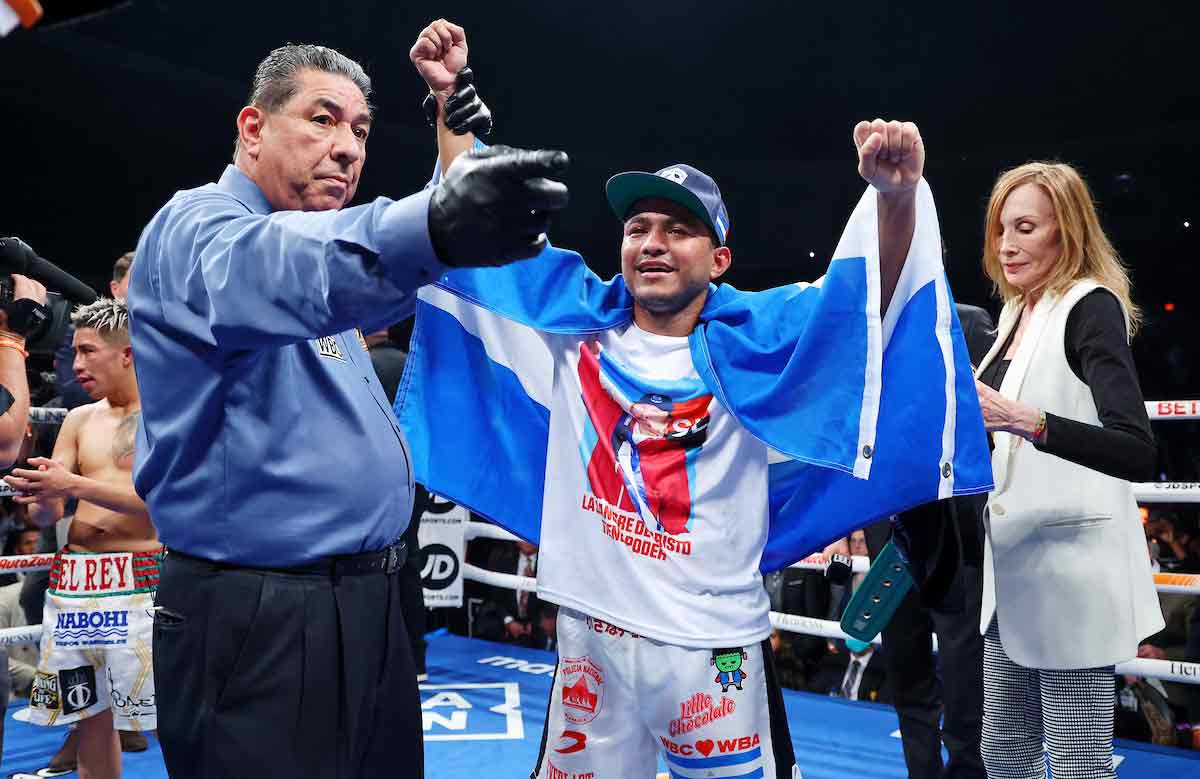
0, 237, 99, 355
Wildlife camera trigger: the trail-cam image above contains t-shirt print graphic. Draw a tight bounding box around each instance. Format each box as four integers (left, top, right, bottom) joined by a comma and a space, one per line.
576, 341, 712, 535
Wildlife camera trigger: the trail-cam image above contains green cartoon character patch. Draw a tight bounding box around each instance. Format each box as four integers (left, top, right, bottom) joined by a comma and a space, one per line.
711, 647, 748, 692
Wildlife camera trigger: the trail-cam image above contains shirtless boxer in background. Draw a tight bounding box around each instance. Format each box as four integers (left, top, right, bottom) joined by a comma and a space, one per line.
5, 297, 158, 779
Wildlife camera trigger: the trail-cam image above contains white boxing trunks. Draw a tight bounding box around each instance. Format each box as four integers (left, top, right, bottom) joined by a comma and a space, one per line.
27, 548, 161, 731
533, 608, 800, 779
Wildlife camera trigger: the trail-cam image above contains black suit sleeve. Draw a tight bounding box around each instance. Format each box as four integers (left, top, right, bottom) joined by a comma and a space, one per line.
1034, 289, 1155, 481
955, 303, 996, 367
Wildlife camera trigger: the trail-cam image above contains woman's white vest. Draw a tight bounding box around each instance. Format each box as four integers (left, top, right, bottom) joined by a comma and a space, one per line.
977, 279, 1163, 670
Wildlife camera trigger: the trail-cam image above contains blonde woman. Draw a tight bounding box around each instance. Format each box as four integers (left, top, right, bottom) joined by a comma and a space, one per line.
973, 162, 1163, 779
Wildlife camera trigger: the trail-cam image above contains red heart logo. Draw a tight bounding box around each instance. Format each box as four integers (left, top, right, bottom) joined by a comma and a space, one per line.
696, 739, 714, 756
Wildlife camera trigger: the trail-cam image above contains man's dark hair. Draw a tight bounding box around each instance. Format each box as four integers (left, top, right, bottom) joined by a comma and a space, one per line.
234, 43, 373, 159
112, 251, 134, 283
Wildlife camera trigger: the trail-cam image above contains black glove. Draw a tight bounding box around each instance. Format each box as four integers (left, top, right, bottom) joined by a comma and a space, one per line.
422, 67, 493, 136
825, 553, 852, 586
428, 145, 569, 267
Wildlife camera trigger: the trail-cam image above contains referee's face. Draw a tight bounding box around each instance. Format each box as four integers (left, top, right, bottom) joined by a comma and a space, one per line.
621, 198, 731, 322
239, 69, 372, 212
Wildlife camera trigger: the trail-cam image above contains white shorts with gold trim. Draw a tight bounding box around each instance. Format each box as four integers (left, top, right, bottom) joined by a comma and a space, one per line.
27, 549, 160, 731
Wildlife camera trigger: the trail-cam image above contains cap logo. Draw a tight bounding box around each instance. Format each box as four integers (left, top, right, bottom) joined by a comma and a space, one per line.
657, 167, 688, 184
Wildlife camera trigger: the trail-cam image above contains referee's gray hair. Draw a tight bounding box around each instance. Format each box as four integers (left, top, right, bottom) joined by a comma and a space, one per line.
233, 43, 373, 160
71, 298, 129, 343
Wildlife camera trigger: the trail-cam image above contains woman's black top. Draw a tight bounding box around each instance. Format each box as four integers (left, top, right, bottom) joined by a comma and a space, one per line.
977, 289, 1155, 482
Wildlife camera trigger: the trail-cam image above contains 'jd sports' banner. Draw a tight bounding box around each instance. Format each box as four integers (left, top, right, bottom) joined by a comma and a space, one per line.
419, 495, 467, 608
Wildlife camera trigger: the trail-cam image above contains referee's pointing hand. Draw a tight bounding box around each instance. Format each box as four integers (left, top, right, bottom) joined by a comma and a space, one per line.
429, 145, 570, 267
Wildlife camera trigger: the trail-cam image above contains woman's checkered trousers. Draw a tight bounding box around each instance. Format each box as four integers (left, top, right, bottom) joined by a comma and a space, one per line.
981, 619, 1117, 779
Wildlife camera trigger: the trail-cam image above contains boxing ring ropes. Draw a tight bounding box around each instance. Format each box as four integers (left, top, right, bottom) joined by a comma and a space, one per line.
0, 402, 1197, 687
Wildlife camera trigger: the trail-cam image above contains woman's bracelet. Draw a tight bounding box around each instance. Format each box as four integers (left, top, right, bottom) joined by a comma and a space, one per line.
1030, 409, 1047, 444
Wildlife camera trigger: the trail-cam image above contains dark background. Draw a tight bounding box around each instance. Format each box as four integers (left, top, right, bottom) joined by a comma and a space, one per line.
1, 1, 1196, 475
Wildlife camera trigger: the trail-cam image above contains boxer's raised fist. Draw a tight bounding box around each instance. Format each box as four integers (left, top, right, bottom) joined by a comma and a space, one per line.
411, 19, 468, 97
853, 119, 924, 194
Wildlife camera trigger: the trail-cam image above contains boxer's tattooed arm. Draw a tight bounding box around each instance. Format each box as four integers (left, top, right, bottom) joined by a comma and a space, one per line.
111, 412, 139, 467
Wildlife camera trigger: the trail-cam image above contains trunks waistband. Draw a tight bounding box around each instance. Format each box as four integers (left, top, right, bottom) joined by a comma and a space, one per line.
47, 549, 163, 597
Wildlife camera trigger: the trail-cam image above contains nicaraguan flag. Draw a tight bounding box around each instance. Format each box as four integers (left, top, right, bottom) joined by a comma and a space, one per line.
395, 179, 992, 571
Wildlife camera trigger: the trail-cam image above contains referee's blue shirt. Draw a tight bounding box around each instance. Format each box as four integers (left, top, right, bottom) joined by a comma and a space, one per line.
128, 165, 444, 566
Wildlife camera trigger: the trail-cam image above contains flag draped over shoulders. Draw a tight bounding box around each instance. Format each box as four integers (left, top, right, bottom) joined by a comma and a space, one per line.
395, 179, 993, 571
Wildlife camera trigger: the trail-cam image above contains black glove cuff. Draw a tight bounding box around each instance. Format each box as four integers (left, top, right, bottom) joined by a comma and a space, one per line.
3, 298, 50, 337
426, 194, 464, 268
422, 91, 438, 128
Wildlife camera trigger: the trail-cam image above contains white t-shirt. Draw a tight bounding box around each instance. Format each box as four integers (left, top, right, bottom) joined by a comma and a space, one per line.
537, 324, 774, 647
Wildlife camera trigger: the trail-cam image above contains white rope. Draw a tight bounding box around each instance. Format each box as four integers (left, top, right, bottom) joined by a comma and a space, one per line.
1146, 400, 1200, 421
1133, 483, 1200, 503
464, 522, 523, 543
764, 612, 1200, 684
0, 625, 41, 647
768, 611, 890, 647
1153, 572, 1200, 595
463, 562, 537, 594
0, 553, 55, 574
28, 407, 67, 424
1113, 657, 1200, 685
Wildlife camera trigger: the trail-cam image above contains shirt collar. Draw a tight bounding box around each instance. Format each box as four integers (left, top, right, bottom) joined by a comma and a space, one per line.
217, 165, 275, 215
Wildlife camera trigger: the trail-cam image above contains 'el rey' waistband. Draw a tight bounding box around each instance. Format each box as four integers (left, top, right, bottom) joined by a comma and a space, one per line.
47, 548, 163, 597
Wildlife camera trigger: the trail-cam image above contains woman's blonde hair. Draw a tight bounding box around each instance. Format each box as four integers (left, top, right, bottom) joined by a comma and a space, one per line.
981, 161, 1141, 337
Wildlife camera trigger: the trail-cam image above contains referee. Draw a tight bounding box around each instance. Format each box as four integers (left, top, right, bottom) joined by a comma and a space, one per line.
128, 43, 567, 779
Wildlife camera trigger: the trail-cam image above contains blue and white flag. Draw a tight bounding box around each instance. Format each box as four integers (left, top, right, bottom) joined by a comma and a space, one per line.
395, 180, 993, 571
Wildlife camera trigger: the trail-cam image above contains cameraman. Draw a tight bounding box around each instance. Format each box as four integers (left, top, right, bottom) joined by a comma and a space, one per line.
0, 275, 47, 468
